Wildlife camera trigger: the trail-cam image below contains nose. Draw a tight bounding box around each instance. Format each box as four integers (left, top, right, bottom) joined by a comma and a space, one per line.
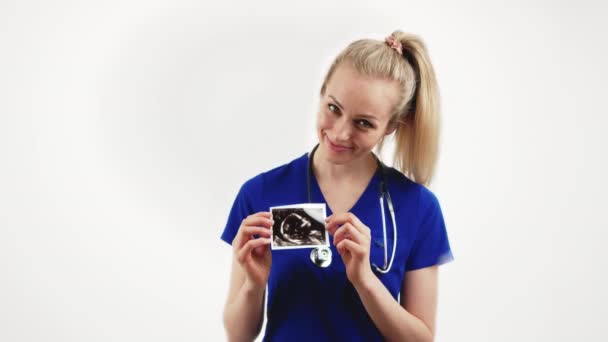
334, 116, 352, 141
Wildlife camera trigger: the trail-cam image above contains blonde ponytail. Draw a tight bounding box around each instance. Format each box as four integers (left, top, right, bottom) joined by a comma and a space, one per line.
391, 31, 440, 186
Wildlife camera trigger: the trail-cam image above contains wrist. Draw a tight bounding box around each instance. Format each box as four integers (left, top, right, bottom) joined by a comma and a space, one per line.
352, 268, 377, 291
242, 278, 266, 296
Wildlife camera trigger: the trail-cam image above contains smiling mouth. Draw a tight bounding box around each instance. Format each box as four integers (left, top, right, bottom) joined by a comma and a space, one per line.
325, 134, 352, 152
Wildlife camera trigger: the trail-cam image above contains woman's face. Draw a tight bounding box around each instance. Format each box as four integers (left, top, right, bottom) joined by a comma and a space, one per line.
316, 62, 400, 165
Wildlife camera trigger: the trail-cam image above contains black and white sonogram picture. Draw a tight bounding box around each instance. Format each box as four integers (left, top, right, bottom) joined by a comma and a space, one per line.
270, 204, 329, 249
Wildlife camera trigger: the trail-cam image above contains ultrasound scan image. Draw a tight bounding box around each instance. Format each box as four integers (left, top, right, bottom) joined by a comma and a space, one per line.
271, 207, 327, 248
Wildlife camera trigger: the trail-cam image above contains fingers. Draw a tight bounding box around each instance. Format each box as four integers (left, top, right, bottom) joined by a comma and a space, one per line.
240, 226, 272, 238
326, 212, 365, 233
252, 244, 269, 257
326, 212, 370, 237
336, 238, 364, 257
333, 222, 366, 247
327, 213, 371, 260
233, 212, 274, 247
249, 211, 273, 219
242, 213, 273, 229
237, 237, 272, 264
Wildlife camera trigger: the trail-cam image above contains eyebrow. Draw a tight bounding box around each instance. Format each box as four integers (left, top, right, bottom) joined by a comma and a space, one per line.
328, 94, 379, 121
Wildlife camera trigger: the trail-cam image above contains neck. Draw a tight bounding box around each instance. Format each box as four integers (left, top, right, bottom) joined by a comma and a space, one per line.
311, 145, 377, 184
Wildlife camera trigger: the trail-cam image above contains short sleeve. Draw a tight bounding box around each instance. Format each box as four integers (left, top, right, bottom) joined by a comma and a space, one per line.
220, 179, 257, 246
405, 187, 454, 271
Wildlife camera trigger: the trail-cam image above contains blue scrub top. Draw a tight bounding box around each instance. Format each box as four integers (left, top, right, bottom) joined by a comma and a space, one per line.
221, 152, 454, 341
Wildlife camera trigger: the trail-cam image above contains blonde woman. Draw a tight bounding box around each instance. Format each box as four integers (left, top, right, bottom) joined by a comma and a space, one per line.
221, 30, 454, 341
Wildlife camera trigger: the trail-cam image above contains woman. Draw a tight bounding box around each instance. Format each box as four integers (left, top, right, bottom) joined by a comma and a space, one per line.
221, 30, 454, 341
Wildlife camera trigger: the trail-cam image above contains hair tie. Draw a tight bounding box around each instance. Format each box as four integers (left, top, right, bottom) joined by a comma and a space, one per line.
385, 35, 403, 55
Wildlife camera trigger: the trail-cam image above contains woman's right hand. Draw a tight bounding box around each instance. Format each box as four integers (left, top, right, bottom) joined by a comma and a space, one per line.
232, 212, 273, 288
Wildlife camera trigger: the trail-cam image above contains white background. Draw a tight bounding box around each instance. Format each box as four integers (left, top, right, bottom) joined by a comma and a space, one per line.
1, 0, 607, 341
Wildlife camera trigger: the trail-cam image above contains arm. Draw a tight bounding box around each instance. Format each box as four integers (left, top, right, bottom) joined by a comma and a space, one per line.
222, 212, 273, 342
223, 255, 266, 342
326, 213, 440, 342
354, 266, 438, 342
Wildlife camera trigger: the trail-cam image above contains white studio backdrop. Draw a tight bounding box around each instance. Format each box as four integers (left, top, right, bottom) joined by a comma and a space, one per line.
1, 0, 607, 341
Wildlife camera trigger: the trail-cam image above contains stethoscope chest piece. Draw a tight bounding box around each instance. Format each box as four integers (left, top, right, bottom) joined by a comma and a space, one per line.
310, 246, 332, 268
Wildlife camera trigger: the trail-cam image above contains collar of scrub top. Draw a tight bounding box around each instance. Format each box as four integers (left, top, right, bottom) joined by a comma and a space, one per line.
306, 143, 398, 273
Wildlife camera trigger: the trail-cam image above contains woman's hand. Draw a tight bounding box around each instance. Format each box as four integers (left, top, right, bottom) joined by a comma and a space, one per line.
232, 212, 273, 288
326, 212, 375, 286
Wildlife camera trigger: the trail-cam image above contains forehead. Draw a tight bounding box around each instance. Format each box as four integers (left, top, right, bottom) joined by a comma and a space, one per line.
325, 62, 400, 120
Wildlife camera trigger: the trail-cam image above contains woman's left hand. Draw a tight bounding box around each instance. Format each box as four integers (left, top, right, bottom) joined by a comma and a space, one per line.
326, 212, 374, 286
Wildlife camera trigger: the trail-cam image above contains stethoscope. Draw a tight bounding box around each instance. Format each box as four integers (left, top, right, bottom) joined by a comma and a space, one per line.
307, 144, 398, 274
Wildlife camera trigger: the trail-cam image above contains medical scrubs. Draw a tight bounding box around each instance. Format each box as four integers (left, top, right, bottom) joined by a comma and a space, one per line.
221, 152, 454, 341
